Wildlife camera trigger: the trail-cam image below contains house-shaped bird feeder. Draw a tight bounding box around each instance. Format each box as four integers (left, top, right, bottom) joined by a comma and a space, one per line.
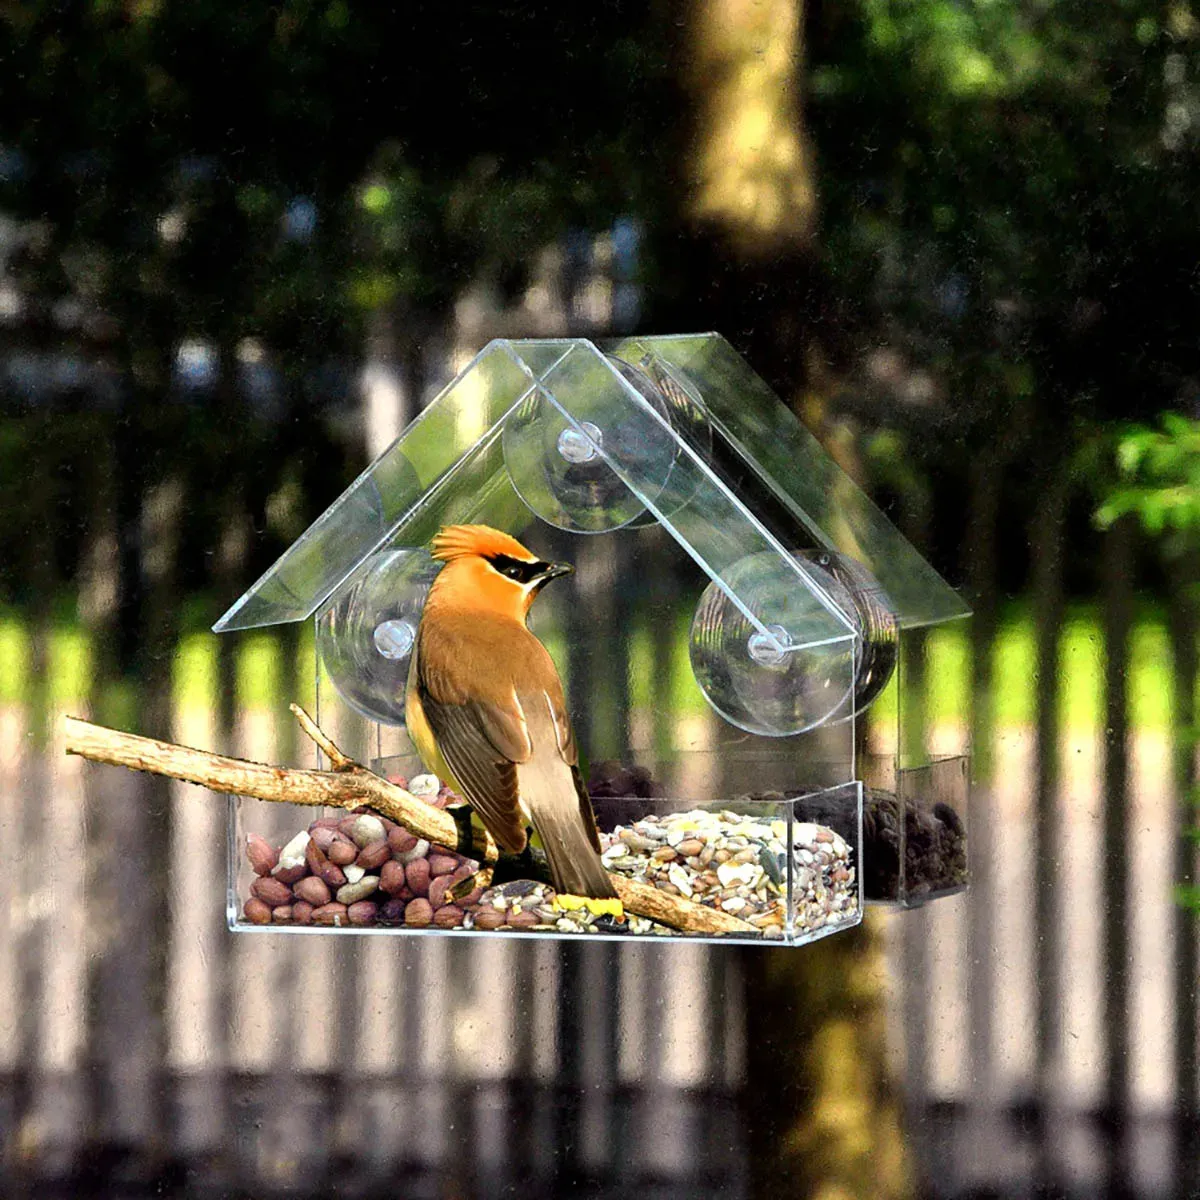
216, 334, 971, 946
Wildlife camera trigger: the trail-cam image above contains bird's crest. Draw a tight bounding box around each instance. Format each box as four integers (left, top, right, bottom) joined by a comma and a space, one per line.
431, 524, 536, 564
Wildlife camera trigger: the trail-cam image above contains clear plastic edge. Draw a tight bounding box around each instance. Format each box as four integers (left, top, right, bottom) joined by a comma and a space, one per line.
226, 783, 863, 947
212, 338, 537, 633
214, 333, 965, 640
610, 333, 972, 632
215, 336, 860, 658
532, 342, 857, 650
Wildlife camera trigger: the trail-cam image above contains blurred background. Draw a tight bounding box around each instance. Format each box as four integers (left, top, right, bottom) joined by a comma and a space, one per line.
2, 1, 1199, 1197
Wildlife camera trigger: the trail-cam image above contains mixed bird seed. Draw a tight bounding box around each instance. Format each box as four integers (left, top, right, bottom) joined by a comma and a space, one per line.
597, 809, 858, 940
239, 780, 858, 940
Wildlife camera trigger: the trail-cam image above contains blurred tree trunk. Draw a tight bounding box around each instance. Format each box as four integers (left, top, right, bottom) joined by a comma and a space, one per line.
738, 922, 911, 1199
660, 0, 832, 393
669, 1, 912, 1194
685, 0, 816, 256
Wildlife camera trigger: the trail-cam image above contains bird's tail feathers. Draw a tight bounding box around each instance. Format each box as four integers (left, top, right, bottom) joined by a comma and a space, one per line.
540, 826, 617, 899
522, 767, 616, 901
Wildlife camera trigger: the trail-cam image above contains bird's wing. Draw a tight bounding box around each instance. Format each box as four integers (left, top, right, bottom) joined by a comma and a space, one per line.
540, 680, 604, 856
416, 644, 532, 855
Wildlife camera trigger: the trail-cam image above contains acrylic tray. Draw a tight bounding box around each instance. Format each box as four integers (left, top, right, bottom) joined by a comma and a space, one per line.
859, 755, 969, 906
228, 781, 862, 948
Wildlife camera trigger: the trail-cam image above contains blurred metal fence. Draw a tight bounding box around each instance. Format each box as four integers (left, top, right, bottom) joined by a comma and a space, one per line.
2, 526, 1198, 1198
1, 252, 1198, 1199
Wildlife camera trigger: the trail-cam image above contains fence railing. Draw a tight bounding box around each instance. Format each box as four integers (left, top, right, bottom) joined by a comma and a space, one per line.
1, 584, 1196, 1195
3, 253, 1198, 1197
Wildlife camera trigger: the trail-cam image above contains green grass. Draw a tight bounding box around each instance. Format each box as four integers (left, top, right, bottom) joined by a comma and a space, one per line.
927, 623, 969, 724
0, 617, 27, 705
993, 621, 1036, 726
1058, 616, 1104, 732
1130, 621, 1172, 731
236, 634, 283, 711
49, 628, 91, 708
173, 633, 218, 711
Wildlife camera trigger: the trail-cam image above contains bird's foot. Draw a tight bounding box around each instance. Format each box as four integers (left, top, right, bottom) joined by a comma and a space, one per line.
553, 894, 625, 920
447, 802, 477, 855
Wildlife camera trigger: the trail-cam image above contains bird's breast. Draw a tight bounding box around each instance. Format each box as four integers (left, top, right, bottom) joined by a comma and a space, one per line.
418, 608, 559, 704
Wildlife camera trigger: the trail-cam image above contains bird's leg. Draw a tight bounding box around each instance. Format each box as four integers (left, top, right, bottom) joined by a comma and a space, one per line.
446, 802, 477, 857
489, 842, 548, 886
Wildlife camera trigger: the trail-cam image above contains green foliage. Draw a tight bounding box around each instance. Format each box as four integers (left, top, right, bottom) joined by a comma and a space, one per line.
1096, 411, 1200, 920
1175, 882, 1200, 914
808, 0, 1200, 451
1095, 414, 1200, 541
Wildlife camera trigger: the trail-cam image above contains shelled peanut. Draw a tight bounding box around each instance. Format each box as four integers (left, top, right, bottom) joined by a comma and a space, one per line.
241, 776, 484, 931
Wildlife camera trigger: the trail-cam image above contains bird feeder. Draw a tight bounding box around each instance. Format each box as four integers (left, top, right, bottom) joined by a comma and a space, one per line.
215, 334, 970, 944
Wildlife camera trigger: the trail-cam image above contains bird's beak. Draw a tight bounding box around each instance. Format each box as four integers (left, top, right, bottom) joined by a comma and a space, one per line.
538, 561, 574, 583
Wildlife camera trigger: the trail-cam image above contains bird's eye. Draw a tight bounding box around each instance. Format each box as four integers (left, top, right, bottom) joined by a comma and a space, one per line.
489, 553, 536, 583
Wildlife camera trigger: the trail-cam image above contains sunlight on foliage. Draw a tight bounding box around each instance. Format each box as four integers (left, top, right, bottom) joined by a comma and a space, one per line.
860, 0, 1040, 96
1096, 413, 1200, 540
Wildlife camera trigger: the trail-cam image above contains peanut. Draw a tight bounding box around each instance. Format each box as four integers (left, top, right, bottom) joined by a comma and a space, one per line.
347, 900, 378, 927
405, 857, 431, 898
312, 902, 348, 927
250, 876, 293, 908
246, 835, 278, 877
355, 839, 390, 870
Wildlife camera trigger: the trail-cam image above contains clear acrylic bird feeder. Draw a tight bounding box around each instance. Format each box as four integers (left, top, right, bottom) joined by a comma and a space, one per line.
216, 334, 970, 941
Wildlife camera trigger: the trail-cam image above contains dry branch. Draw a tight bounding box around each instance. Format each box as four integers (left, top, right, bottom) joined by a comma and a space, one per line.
62, 710, 755, 937
62, 711, 496, 860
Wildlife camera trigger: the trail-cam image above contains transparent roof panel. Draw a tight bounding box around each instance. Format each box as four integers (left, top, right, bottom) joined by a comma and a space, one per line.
527, 341, 855, 648
609, 334, 970, 629
215, 334, 963, 641
214, 341, 538, 631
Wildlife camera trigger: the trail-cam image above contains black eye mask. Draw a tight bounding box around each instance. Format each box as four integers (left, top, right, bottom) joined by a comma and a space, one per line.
488, 553, 550, 584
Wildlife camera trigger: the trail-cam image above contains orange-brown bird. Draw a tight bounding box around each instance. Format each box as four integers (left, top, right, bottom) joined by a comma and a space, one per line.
405, 524, 619, 911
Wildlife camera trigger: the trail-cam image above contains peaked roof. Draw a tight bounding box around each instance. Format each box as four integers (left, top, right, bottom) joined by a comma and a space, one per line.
214, 335, 967, 644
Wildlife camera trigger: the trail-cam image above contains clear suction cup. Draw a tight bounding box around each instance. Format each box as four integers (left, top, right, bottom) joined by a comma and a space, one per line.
688, 549, 898, 737
806, 549, 898, 713
502, 355, 710, 533
316, 548, 441, 725
621, 355, 713, 528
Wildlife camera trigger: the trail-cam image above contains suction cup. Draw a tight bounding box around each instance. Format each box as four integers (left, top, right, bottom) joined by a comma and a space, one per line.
804, 549, 898, 713
688, 549, 898, 737
502, 355, 710, 534
316, 548, 441, 725
621, 356, 713, 528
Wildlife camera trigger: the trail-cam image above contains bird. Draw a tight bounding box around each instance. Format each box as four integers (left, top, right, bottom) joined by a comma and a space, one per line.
405, 523, 620, 915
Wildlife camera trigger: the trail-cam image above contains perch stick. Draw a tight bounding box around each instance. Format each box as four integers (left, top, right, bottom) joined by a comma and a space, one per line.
62, 711, 495, 859
62, 711, 756, 937
289, 703, 354, 771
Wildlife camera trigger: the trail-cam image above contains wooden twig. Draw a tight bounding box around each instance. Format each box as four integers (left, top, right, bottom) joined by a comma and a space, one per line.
62, 712, 756, 937
62, 713, 498, 862
289, 703, 354, 771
